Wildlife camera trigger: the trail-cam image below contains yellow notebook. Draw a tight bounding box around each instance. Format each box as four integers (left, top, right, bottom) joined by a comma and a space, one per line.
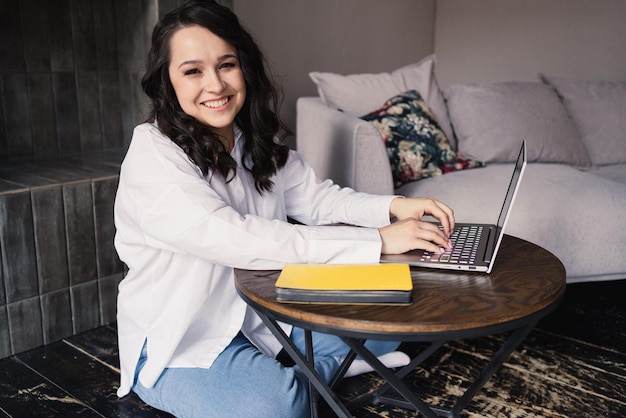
275, 264, 412, 304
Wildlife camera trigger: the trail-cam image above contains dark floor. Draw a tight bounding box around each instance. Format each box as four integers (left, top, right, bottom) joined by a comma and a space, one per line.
0, 279, 624, 417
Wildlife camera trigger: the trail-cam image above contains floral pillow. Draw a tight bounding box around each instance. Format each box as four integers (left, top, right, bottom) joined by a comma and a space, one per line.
361, 90, 484, 188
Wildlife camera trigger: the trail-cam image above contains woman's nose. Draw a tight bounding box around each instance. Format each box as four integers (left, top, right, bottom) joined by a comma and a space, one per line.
203, 71, 225, 93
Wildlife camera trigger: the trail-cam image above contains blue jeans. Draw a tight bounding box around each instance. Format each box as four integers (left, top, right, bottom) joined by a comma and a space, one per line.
132, 328, 399, 417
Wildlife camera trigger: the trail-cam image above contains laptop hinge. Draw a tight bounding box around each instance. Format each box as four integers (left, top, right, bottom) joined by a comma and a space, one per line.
483, 226, 497, 263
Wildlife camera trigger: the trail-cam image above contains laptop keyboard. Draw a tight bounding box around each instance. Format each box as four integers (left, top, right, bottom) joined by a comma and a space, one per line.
421, 225, 483, 264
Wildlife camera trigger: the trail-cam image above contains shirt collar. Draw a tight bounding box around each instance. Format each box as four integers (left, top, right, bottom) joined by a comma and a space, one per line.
233, 124, 243, 144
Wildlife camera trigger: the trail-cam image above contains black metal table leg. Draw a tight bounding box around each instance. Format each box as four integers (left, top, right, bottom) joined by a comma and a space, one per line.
253, 309, 352, 418
304, 330, 318, 417
449, 321, 537, 416
340, 322, 537, 418
342, 337, 440, 418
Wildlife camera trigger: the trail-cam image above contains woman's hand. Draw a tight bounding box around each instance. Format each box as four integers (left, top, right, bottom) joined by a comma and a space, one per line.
389, 197, 455, 237
379, 197, 455, 255
379, 218, 452, 254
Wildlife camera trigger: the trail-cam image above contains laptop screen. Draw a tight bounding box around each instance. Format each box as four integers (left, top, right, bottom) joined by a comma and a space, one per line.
491, 141, 527, 254
496, 141, 526, 233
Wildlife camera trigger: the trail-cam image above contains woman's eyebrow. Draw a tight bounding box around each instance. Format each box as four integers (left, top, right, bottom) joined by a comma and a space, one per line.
178, 59, 202, 69
177, 54, 238, 69
218, 53, 238, 61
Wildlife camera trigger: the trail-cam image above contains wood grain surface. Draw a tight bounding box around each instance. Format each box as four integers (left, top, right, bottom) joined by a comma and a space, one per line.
1, 279, 622, 417
235, 235, 566, 336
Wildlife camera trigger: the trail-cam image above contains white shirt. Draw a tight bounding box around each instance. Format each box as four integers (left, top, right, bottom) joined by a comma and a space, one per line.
114, 122, 396, 396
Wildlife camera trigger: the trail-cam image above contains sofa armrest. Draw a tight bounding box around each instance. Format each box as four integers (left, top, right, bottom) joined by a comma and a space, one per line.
296, 97, 394, 195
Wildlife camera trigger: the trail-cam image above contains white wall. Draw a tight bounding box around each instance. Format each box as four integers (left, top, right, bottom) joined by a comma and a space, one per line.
233, 0, 626, 139
234, 0, 436, 139
434, 0, 626, 87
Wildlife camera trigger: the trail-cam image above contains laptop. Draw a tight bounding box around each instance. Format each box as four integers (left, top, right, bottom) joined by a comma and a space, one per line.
381, 141, 527, 273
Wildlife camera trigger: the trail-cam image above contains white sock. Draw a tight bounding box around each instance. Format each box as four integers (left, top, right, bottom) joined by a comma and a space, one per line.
343, 351, 410, 378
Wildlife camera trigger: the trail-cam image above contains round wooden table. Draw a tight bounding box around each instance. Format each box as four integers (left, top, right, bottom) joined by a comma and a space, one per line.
235, 235, 566, 417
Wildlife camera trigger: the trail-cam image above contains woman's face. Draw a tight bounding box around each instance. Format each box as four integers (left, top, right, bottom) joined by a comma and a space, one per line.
168, 25, 246, 140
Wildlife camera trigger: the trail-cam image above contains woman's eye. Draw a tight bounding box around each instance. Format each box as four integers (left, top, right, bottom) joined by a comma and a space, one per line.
219, 62, 237, 70
184, 68, 200, 76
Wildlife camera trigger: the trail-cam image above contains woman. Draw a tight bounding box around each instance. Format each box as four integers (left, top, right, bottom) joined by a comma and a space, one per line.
114, 1, 454, 416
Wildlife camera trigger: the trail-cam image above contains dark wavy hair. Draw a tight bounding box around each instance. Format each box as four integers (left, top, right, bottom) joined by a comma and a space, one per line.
141, 0, 290, 193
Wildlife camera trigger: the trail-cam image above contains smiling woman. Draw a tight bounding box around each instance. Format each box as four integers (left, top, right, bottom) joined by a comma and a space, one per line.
113, 1, 455, 417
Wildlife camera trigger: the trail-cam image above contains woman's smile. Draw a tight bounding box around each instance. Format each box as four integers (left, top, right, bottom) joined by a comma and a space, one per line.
202, 96, 231, 109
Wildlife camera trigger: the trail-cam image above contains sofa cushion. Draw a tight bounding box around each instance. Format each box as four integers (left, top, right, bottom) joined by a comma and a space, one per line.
587, 164, 626, 184
309, 55, 456, 148
444, 82, 591, 167
540, 75, 626, 165
360, 90, 484, 188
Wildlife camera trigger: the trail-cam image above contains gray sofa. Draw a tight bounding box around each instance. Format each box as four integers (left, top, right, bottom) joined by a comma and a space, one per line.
296, 55, 626, 284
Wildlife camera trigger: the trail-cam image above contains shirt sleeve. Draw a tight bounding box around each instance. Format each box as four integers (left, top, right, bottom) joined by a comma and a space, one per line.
282, 150, 397, 228
115, 125, 389, 269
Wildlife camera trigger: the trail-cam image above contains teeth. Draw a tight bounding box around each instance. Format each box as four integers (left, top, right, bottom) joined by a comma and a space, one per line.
204, 97, 229, 108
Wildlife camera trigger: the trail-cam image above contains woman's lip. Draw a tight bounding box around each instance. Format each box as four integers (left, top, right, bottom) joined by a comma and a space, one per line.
201, 96, 231, 109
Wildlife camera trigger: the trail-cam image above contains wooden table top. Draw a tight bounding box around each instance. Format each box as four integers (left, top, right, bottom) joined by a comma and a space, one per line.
235, 235, 566, 338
